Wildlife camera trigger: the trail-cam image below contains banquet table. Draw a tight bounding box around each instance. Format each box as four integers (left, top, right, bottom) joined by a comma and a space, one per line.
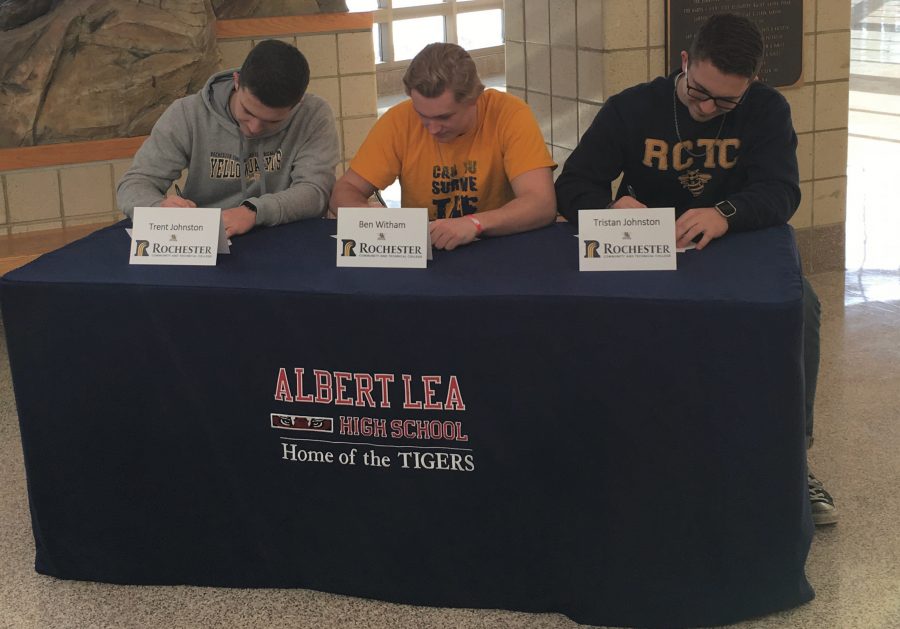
0, 219, 814, 628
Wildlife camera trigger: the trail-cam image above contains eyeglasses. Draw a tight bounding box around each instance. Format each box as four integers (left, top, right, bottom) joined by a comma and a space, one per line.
684, 70, 747, 111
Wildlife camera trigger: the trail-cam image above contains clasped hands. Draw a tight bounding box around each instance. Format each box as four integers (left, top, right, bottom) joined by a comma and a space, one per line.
609, 195, 728, 250
160, 195, 256, 237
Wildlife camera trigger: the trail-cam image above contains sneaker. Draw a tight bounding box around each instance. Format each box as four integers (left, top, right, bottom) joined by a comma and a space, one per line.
808, 471, 838, 526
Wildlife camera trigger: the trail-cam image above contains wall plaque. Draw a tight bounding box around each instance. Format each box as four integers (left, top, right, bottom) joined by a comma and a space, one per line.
667, 0, 803, 87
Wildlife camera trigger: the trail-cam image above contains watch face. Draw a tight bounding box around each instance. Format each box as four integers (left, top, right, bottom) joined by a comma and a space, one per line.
716, 201, 737, 217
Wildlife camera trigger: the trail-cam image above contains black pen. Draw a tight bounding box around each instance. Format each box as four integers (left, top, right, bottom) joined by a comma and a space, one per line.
626, 184, 638, 200
174, 183, 183, 197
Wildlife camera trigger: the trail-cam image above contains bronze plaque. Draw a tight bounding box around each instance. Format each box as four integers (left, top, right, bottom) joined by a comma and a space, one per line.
667, 0, 803, 87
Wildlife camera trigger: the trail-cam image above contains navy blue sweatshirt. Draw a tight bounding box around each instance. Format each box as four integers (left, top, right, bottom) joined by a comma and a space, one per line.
555, 73, 800, 233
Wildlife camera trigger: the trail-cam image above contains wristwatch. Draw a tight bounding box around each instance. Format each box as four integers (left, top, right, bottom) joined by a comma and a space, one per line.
241, 201, 257, 213
715, 200, 737, 218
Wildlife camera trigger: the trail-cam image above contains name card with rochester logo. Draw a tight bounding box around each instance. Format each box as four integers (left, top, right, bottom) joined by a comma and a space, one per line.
336, 207, 429, 269
130, 207, 227, 266
578, 208, 677, 271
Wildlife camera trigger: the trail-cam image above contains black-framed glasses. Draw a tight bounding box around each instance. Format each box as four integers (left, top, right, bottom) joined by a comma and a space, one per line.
684, 70, 748, 111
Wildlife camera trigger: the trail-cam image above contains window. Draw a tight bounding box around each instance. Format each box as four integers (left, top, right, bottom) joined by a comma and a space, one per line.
456, 8, 503, 50
392, 15, 445, 61
346, 0, 504, 66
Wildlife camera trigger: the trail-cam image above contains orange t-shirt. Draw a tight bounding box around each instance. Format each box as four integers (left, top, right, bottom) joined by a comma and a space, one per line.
350, 89, 555, 220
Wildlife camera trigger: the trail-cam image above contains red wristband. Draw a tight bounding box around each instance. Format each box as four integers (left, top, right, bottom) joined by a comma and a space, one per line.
467, 215, 483, 234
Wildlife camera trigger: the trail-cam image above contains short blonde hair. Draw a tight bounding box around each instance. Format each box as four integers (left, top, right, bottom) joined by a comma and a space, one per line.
402, 43, 485, 103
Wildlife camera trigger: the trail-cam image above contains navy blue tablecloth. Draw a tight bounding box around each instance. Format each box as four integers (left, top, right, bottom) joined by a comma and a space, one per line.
1, 220, 813, 628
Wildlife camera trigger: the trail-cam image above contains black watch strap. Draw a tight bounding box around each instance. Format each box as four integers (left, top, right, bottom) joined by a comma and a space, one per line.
241, 201, 258, 213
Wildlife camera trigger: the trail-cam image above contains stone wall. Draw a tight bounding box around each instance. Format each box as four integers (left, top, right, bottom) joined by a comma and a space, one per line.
212, 1, 348, 19
505, 0, 850, 273
0, 0, 219, 149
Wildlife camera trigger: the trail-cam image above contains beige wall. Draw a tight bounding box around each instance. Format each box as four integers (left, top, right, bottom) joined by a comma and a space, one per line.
505, 0, 850, 273
0, 23, 377, 236
1, 163, 122, 234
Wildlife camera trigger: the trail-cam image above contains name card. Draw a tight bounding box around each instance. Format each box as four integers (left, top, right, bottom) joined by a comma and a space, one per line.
336, 207, 429, 268
578, 208, 677, 271
130, 207, 226, 266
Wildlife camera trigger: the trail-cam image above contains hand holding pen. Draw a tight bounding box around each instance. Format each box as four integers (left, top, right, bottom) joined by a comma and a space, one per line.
160, 183, 197, 209
608, 183, 647, 209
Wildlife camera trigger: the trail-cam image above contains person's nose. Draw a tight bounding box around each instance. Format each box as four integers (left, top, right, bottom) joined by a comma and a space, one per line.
426, 120, 441, 136
699, 99, 718, 114
247, 118, 263, 135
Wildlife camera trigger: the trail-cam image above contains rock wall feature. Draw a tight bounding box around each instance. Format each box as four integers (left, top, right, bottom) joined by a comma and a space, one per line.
0, 0, 55, 31
212, 0, 348, 18
316, 1, 349, 12
0, 0, 219, 148
212, 0, 262, 19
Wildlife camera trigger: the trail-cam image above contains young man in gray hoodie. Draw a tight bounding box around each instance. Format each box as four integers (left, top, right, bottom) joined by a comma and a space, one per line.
117, 39, 340, 237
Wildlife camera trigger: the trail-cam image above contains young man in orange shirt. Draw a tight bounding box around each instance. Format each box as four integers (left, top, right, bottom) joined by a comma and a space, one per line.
329, 43, 557, 250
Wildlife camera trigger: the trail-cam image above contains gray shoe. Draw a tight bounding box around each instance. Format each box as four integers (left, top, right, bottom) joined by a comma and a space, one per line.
809, 471, 838, 526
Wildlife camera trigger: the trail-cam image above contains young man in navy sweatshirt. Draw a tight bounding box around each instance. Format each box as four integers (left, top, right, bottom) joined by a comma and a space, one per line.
556, 13, 837, 525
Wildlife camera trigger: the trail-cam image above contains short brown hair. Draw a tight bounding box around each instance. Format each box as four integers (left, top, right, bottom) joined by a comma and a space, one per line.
240, 40, 310, 108
402, 43, 485, 103
689, 13, 764, 79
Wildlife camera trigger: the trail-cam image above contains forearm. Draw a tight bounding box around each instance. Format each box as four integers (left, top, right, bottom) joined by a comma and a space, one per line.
473, 193, 556, 236
429, 167, 556, 249
726, 179, 800, 232
116, 176, 168, 219
477, 166, 557, 235
555, 169, 613, 222
328, 179, 373, 211
249, 182, 332, 226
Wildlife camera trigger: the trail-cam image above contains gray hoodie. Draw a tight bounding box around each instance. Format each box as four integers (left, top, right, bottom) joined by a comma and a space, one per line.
116, 69, 340, 227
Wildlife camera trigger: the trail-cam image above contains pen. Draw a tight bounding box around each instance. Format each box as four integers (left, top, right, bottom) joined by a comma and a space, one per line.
626, 184, 638, 200
174, 184, 183, 197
